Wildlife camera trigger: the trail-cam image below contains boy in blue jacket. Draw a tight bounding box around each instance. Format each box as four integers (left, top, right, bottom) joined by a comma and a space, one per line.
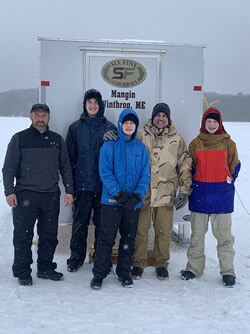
90, 108, 150, 289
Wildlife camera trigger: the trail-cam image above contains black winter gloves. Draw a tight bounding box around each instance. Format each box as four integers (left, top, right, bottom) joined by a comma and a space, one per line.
124, 193, 141, 210
114, 191, 131, 204
114, 192, 141, 209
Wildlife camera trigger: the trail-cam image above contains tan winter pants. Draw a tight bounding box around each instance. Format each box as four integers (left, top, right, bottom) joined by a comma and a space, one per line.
133, 206, 173, 269
185, 211, 235, 277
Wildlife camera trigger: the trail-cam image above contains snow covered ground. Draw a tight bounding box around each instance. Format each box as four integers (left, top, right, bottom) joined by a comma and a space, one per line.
0, 118, 249, 334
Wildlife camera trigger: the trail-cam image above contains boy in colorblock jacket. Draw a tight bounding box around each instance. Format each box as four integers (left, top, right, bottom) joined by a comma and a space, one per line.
181, 107, 241, 287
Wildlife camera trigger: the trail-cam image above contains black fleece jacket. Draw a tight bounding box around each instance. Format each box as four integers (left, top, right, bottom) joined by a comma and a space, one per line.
2, 125, 74, 196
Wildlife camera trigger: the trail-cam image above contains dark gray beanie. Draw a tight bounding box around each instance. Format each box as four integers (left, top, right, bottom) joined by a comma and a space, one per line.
151, 103, 171, 122
205, 112, 220, 123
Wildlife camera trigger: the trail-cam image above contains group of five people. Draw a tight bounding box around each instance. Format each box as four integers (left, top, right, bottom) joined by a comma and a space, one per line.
2, 88, 240, 288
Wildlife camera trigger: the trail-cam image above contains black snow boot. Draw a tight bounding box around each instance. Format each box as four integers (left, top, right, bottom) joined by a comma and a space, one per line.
67, 261, 83, 273
222, 275, 236, 287
90, 277, 103, 290
118, 275, 133, 288
181, 270, 196, 280
37, 269, 64, 281
156, 267, 169, 280
131, 266, 143, 280
18, 273, 33, 286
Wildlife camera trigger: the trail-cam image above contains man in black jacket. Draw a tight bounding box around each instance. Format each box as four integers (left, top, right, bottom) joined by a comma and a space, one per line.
2, 103, 74, 286
66, 89, 116, 273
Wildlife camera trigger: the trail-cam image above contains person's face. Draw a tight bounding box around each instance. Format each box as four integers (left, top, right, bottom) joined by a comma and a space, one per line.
30, 109, 50, 133
122, 121, 136, 138
152, 112, 169, 129
85, 98, 99, 117
205, 118, 219, 134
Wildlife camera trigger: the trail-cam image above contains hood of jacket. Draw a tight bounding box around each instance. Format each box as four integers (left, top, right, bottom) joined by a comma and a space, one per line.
82, 89, 105, 117
201, 107, 226, 134
117, 108, 139, 141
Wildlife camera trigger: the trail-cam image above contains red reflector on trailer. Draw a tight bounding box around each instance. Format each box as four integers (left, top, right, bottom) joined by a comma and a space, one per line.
193, 86, 202, 91
41, 81, 50, 86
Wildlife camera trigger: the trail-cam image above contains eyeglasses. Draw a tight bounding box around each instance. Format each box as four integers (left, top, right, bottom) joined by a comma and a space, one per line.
31, 103, 50, 112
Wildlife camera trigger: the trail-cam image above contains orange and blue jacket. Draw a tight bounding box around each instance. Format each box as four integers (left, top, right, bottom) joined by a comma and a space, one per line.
188, 108, 240, 214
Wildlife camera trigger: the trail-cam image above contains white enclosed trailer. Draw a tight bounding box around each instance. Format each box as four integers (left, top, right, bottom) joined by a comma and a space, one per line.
39, 37, 205, 241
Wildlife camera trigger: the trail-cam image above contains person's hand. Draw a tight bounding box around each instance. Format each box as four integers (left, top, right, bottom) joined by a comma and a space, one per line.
6, 194, 17, 207
175, 193, 188, 210
114, 191, 131, 204
124, 193, 141, 210
103, 130, 118, 141
65, 194, 73, 206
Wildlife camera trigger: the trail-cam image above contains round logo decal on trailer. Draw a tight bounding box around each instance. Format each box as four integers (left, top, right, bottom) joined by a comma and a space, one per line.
101, 58, 147, 88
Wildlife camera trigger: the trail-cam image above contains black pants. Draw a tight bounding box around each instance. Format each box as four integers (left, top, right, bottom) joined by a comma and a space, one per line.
12, 190, 60, 278
67, 191, 101, 264
93, 205, 140, 279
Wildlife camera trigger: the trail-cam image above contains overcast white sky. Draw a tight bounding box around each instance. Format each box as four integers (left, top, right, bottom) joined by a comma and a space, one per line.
0, 0, 249, 94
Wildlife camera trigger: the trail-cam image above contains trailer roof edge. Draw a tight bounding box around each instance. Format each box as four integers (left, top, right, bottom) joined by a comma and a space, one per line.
37, 37, 206, 48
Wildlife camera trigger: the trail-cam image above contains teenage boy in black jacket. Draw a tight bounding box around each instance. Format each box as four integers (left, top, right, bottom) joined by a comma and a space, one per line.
66, 89, 116, 272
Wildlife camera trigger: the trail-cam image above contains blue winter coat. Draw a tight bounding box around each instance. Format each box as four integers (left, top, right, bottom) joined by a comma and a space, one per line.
66, 111, 116, 192
99, 108, 150, 208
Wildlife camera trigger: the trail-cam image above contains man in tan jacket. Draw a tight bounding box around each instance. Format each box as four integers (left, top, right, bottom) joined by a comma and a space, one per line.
131, 103, 192, 280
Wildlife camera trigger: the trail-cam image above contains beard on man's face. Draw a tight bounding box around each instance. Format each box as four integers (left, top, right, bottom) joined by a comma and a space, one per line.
33, 121, 48, 131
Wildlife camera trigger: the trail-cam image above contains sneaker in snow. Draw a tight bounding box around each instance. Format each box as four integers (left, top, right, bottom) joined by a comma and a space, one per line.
131, 266, 143, 280
181, 270, 196, 280
37, 269, 64, 281
156, 267, 169, 280
222, 275, 236, 287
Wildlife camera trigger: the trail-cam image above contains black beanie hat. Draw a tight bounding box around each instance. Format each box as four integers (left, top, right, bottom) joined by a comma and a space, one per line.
151, 103, 171, 122
122, 113, 139, 128
205, 113, 220, 123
